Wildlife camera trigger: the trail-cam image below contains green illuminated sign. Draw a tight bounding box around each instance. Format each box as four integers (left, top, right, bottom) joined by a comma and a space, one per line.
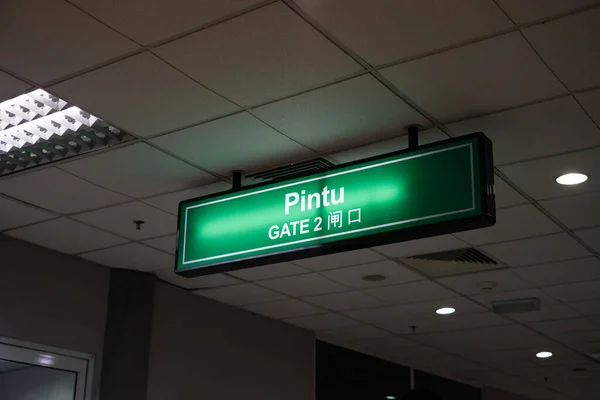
176, 133, 494, 277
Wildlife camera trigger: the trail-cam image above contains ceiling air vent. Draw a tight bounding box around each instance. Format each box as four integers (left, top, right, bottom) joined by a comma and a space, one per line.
245, 157, 334, 184
401, 247, 499, 277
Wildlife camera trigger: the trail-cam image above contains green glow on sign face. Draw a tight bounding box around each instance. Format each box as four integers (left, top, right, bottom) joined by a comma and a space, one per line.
177, 137, 485, 272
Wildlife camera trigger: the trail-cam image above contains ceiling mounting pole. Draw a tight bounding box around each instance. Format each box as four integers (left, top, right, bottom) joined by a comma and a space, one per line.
407, 125, 420, 150
231, 170, 243, 190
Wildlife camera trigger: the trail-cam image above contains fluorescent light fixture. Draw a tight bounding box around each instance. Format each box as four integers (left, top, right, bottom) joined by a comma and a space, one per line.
536, 351, 553, 359
385, 396, 396, 400
436, 307, 456, 315
0, 89, 132, 176
556, 173, 588, 185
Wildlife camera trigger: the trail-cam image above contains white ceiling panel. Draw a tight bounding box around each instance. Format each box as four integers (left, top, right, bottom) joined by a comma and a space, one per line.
448, 97, 600, 165
524, 8, 600, 90
228, 262, 309, 281
156, 2, 361, 106
50, 52, 238, 137
470, 288, 560, 308
196, 282, 286, 306
294, 249, 385, 270
154, 268, 241, 290
499, 147, 600, 200
374, 235, 469, 258
293, 0, 511, 65
0, 196, 56, 231
320, 260, 424, 289
577, 88, 600, 126
0, 0, 137, 84
575, 227, 600, 253
151, 112, 314, 174
496, 0, 599, 24
304, 291, 386, 312
257, 273, 348, 297
6, 218, 127, 254
395, 296, 489, 316
482, 233, 590, 267
365, 280, 456, 304
541, 191, 600, 229
494, 177, 528, 209
514, 257, 600, 287
0, 71, 30, 101
507, 304, 580, 323
73, 202, 176, 239
284, 313, 359, 331
569, 299, 600, 316
69, 0, 264, 45
142, 182, 230, 215
437, 269, 532, 295
244, 298, 326, 319
342, 304, 418, 324
142, 235, 176, 255
381, 33, 565, 122
60, 143, 210, 198
0, 168, 129, 214
252, 75, 428, 154
456, 204, 561, 245
381, 311, 511, 335
81, 242, 172, 271
543, 280, 600, 303
527, 317, 598, 335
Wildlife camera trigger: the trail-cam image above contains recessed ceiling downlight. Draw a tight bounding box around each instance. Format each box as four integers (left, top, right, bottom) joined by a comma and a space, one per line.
436, 307, 456, 315
556, 173, 588, 186
536, 351, 553, 359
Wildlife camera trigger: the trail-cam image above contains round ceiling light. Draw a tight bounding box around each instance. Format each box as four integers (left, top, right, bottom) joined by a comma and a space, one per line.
536, 351, 553, 359
556, 173, 588, 186
385, 396, 396, 400
436, 307, 456, 315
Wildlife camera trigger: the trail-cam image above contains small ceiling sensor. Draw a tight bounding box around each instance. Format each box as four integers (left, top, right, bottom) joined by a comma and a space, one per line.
436, 307, 456, 315
536, 351, 553, 359
362, 274, 386, 282
556, 172, 588, 186
477, 281, 498, 292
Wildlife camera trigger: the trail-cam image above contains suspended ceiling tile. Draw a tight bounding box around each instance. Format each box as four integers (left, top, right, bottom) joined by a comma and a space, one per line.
527, 317, 598, 335
227, 262, 309, 281
494, 178, 528, 209
455, 204, 561, 245
575, 227, 600, 253
154, 268, 241, 290
448, 97, 600, 165
257, 273, 348, 297
151, 113, 315, 175
0, 71, 30, 102
143, 235, 176, 255
524, 8, 600, 90
244, 298, 327, 319
156, 2, 362, 107
303, 291, 386, 312
495, 0, 598, 24
503, 304, 580, 323
342, 304, 419, 324
320, 325, 391, 342
576, 88, 600, 127
397, 297, 488, 317
6, 218, 127, 254
142, 182, 230, 215
69, 0, 264, 45
50, 52, 238, 137
499, 148, 600, 200
0, 0, 138, 85
294, 249, 385, 271
252, 75, 428, 154
481, 233, 590, 267
293, 0, 511, 65
374, 234, 469, 258
380, 33, 565, 123
59, 143, 211, 198
437, 269, 532, 296
81, 242, 173, 271
72, 202, 176, 240
470, 288, 560, 308
383, 312, 511, 335
365, 280, 456, 305
321, 260, 424, 289
195, 282, 286, 306
0, 168, 129, 214
569, 299, 600, 316
514, 257, 600, 287
541, 192, 600, 229
0, 196, 56, 231
284, 313, 359, 331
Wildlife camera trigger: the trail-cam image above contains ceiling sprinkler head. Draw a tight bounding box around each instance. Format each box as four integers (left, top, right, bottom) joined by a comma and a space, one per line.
133, 220, 145, 230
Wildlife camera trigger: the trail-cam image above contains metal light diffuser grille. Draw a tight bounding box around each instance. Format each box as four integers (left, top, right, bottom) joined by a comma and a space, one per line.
0, 89, 133, 176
